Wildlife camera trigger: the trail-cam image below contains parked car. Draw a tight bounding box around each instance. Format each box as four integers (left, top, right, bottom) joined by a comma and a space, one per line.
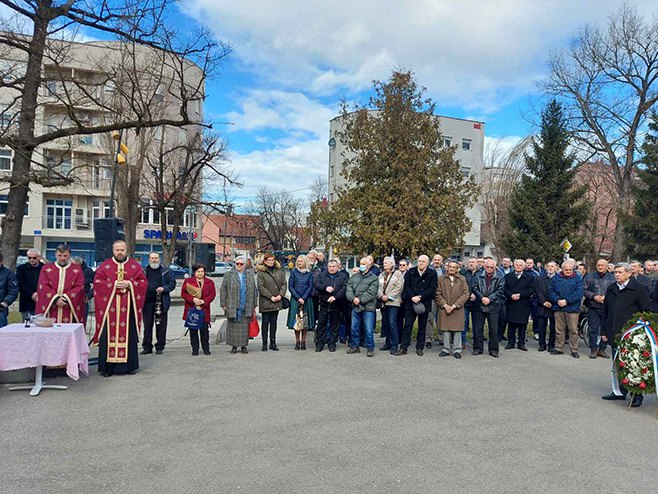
213, 261, 231, 276
168, 263, 190, 279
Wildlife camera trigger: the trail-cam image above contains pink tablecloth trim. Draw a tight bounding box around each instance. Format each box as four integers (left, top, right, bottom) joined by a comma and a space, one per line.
0, 323, 89, 380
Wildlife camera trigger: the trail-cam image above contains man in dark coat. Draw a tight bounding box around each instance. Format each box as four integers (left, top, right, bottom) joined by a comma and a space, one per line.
16, 249, 43, 319
141, 252, 177, 355
601, 262, 651, 408
314, 258, 347, 352
0, 252, 19, 328
461, 257, 479, 349
396, 255, 438, 357
503, 259, 537, 351
583, 259, 615, 359
471, 257, 505, 357
535, 261, 558, 352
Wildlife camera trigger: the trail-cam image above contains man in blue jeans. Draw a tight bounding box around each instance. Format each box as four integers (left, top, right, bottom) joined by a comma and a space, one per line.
0, 253, 19, 328
346, 257, 379, 357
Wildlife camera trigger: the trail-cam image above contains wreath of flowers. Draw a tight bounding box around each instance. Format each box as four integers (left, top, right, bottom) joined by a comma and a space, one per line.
616, 315, 657, 396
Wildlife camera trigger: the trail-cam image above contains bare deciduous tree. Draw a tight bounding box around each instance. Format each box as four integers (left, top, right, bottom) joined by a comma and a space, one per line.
0, 0, 229, 268
540, 4, 658, 260
479, 136, 531, 259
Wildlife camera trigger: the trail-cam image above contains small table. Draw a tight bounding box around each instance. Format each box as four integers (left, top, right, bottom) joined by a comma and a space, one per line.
0, 323, 89, 396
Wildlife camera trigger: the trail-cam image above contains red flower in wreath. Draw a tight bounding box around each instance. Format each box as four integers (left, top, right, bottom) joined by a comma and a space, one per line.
640, 382, 647, 389
621, 348, 628, 354
623, 333, 631, 340
619, 361, 625, 368
642, 368, 648, 374
643, 351, 651, 358
622, 378, 629, 385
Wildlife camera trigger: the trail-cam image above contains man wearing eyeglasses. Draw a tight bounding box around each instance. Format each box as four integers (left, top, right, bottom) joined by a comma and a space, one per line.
0, 252, 19, 328
16, 248, 43, 320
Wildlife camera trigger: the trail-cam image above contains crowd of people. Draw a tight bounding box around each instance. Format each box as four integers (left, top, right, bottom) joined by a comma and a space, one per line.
1, 244, 656, 407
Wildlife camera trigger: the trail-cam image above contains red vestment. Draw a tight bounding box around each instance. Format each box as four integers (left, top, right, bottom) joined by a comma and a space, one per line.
92, 257, 146, 364
36, 262, 86, 324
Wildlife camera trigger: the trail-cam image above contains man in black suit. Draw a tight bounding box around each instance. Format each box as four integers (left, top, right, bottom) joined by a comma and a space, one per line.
503, 259, 537, 351
601, 262, 651, 408
396, 255, 438, 357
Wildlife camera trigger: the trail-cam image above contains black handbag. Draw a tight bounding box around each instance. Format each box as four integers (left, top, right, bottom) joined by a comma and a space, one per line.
282, 297, 291, 310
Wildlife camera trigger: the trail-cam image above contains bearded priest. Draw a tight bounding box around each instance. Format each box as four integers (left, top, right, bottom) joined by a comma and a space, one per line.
92, 240, 147, 377
36, 244, 86, 324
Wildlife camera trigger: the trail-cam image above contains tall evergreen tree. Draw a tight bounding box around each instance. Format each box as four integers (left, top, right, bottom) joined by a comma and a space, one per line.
502, 100, 591, 262
624, 112, 658, 259
330, 70, 477, 258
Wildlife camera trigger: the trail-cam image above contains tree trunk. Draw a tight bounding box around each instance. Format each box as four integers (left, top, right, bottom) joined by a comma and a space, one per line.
0, 17, 49, 269
611, 178, 632, 262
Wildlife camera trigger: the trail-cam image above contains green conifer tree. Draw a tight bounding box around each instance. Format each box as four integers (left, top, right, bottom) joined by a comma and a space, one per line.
502, 100, 591, 262
624, 112, 658, 259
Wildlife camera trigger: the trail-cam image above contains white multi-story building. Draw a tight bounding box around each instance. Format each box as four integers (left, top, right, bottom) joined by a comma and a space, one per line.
0, 38, 204, 265
328, 113, 489, 258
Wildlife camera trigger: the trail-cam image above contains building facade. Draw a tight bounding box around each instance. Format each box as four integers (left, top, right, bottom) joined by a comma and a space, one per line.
328, 113, 487, 258
0, 39, 204, 266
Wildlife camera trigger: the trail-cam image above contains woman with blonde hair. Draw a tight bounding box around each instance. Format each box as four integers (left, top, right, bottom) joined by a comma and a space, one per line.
287, 254, 315, 350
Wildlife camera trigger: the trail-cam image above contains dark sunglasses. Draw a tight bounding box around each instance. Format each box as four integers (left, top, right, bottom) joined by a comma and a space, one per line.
28, 256, 38, 260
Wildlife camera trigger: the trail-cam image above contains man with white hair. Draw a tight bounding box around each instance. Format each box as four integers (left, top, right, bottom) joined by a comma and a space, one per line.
503, 259, 537, 351
601, 262, 651, 408
16, 248, 43, 320
630, 260, 653, 296
346, 257, 379, 357
548, 259, 584, 358
583, 259, 615, 358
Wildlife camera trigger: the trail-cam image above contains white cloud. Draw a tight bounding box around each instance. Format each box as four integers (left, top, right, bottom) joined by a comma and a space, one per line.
224, 89, 335, 137
182, 0, 655, 113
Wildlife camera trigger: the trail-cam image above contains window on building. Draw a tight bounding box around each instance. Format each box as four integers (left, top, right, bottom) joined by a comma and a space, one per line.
476, 251, 484, 257
182, 208, 197, 229
45, 80, 58, 95
46, 198, 73, 229
0, 194, 28, 216
60, 158, 72, 175
443, 136, 452, 148
92, 199, 110, 219
79, 135, 93, 145
104, 80, 115, 93
0, 149, 11, 170
0, 111, 13, 128
153, 127, 163, 141
462, 138, 472, 151
461, 167, 471, 179
154, 85, 165, 101
330, 165, 334, 177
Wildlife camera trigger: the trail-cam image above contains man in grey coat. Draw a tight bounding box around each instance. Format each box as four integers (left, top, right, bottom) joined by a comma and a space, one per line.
346, 257, 379, 357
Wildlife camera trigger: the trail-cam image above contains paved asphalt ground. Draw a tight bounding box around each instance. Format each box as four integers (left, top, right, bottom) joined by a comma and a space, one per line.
2, 305, 658, 493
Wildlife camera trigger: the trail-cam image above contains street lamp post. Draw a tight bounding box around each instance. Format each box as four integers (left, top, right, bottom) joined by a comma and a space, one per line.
108, 129, 125, 218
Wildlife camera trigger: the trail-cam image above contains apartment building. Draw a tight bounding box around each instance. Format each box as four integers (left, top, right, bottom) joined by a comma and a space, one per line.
0, 38, 204, 266
328, 112, 489, 258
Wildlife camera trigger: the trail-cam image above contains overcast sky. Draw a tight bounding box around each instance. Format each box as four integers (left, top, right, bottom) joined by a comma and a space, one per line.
7, 1, 653, 207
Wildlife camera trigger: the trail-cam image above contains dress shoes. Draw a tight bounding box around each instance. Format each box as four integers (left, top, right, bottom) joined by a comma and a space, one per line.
597, 349, 610, 359
241, 347, 248, 354
380, 344, 391, 351
602, 393, 626, 401
192, 349, 199, 356
439, 351, 450, 357
262, 343, 268, 352
472, 349, 483, 355
346, 347, 361, 354
389, 346, 398, 355
270, 342, 279, 351
367, 350, 374, 357
394, 348, 407, 356
315, 345, 324, 352
517, 345, 528, 351
425, 341, 432, 349
571, 352, 580, 359
550, 349, 564, 355
155, 349, 163, 355
454, 352, 462, 359
500, 336, 508, 341
140, 349, 152, 355
230, 347, 237, 354
416, 349, 424, 356
489, 351, 499, 358
538, 345, 546, 352
505, 344, 514, 350
589, 350, 597, 359
328, 345, 336, 352
630, 395, 644, 407
102, 371, 114, 377
203, 349, 211, 356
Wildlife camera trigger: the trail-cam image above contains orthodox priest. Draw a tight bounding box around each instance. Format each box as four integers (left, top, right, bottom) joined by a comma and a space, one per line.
92, 240, 147, 377
36, 244, 86, 324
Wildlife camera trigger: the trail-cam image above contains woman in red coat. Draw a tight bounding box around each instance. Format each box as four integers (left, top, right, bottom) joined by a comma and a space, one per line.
181, 264, 216, 356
